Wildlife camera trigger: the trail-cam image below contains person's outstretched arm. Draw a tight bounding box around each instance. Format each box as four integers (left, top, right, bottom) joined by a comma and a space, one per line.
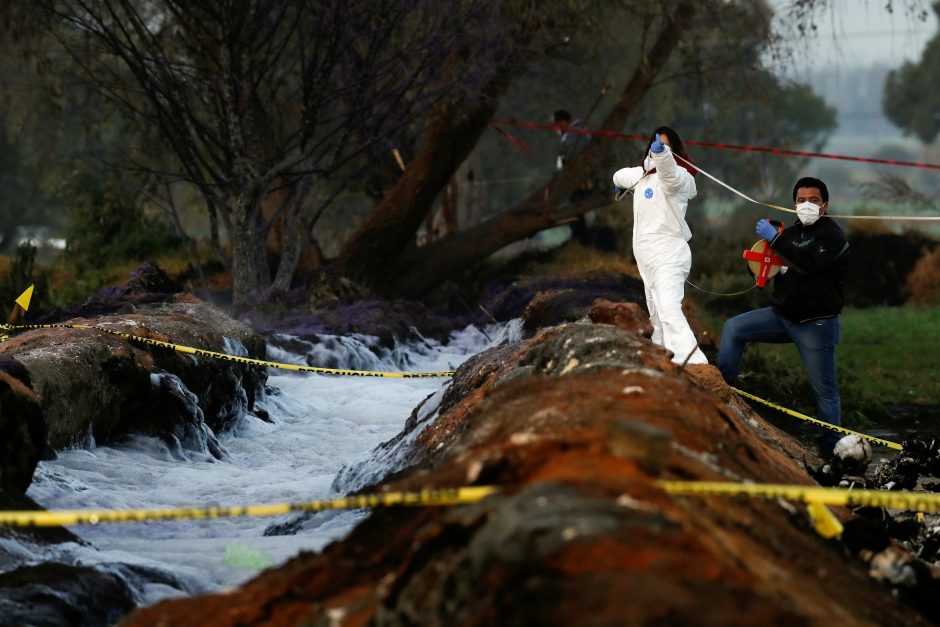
651, 145, 696, 199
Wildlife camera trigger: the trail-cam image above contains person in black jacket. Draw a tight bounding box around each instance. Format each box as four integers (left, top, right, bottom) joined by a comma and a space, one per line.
718, 177, 850, 456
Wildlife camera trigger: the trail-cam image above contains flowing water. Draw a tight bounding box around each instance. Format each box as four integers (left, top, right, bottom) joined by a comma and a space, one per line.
10, 321, 521, 609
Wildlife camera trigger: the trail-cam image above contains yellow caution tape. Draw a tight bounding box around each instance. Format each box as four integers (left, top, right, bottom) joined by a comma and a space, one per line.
730, 386, 902, 450
806, 501, 844, 538
0, 323, 455, 379
7, 480, 937, 528
658, 480, 940, 512
0, 486, 498, 527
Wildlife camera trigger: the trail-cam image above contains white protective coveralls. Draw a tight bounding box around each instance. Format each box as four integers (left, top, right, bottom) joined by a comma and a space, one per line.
612, 145, 708, 365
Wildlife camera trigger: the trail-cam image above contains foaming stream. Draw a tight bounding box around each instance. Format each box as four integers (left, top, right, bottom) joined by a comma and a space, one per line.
19, 322, 517, 607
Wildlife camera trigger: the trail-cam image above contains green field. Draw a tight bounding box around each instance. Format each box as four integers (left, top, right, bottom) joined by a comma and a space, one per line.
702, 305, 940, 427
835, 306, 940, 405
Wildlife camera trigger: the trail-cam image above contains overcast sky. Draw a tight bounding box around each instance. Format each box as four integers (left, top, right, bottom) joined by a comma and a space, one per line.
768, 0, 938, 74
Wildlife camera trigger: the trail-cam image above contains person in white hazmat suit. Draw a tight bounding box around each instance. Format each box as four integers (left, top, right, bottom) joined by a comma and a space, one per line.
612, 127, 707, 365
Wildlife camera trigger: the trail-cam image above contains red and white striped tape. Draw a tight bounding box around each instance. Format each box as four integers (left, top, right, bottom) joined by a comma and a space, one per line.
494, 119, 940, 222
492, 119, 940, 171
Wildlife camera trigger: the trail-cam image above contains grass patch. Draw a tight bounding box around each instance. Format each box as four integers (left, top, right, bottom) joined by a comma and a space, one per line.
839, 306, 940, 406
46, 251, 202, 308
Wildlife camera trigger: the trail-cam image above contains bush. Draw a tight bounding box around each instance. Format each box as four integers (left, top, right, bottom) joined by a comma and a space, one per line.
905, 245, 940, 305
61, 169, 182, 272
843, 223, 935, 307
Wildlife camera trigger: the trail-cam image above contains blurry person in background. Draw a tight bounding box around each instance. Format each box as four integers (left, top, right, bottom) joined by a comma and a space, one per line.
554, 110, 594, 243
553, 109, 587, 171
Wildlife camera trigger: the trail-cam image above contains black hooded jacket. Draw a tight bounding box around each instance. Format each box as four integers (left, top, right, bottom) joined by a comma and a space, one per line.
768, 216, 850, 323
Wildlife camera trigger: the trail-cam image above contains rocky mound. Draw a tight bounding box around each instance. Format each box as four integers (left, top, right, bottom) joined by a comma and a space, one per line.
1, 294, 268, 464
0, 370, 46, 495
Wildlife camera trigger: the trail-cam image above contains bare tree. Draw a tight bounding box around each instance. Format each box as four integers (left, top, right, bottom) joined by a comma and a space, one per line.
36, 0, 502, 305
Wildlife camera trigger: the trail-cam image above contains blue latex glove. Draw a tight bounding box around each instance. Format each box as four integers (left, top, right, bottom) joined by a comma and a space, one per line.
614, 186, 627, 195
650, 133, 665, 154
756, 219, 778, 242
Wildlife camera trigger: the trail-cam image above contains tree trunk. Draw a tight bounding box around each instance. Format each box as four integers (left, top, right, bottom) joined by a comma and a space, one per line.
270, 209, 305, 292
456, 154, 484, 231
384, 0, 699, 298
266, 175, 319, 292
230, 195, 271, 306
207, 200, 224, 266
390, 193, 612, 297
334, 67, 514, 288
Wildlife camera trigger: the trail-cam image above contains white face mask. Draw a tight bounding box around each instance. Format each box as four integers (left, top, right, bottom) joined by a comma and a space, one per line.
796, 201, 822, 225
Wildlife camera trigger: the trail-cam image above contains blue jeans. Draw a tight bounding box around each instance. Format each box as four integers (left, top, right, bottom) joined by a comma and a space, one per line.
717, 307, 841, 453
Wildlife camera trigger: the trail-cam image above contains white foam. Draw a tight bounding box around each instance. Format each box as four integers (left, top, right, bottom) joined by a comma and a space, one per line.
23, 321, 512, 606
